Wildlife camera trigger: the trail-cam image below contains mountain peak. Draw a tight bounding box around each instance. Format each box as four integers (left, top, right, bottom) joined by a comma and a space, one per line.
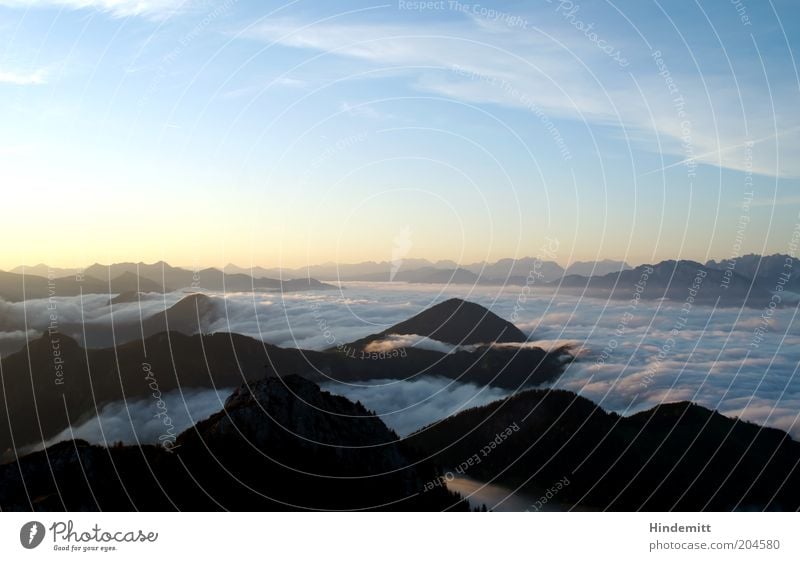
376, 297, 527, 346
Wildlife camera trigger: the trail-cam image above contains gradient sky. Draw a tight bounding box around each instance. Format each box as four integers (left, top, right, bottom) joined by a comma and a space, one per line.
1, 0, 799, 269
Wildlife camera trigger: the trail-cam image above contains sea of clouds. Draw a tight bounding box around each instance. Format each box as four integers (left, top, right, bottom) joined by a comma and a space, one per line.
19, 387, 234, 456
2, 280, 798, 443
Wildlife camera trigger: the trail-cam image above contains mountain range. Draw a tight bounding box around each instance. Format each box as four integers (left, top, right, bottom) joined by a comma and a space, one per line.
0, 262, 335, 302
5, 254, 795, 309
223, 257, 627, 283
0, 294, 797, 511
558, 259, 778, 307
221, 254, 798, 308
0, 298, 572, 457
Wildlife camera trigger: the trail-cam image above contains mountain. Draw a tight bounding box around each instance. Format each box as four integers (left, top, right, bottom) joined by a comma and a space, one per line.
85, 262, 336, 292
398, 267, 479, 284
564, 259, 631, 276
0, 375, 468, 511
84, 261, 190, 290
556, 259, 775, 307
0, 263, 335, 303
0, 331, 269, 459
138, 293, 221, 337
10, 264, 80, 277
347, 267, 480, 283
407, 390, 800, 511
47, 293, 226, 349
346, 297, 528, 348
0, 270, 162, 302
315, 258, 628, 285
243, 257, 566, 283
234, 259, 447, 281
706, 253, 800, 292
0, 299, 571, 455
6, 372, 798, 511
463, 258, 565, 283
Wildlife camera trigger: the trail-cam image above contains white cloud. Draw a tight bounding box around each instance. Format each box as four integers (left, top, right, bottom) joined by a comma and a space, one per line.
364, 334, 459, 354
25, 386, 232, 454
0, 68, 47, 85
0, 0, 191, 19
322, 376, 512, 437
5, 281, 800, 441
241, 16, 800, 177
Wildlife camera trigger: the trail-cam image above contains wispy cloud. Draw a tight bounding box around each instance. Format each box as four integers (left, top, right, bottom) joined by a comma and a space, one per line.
223, 76, 308, 99
0, 0, 193, 19
240, 16, 800, 178
339, 100, 392, 120
0, 68, 47, 85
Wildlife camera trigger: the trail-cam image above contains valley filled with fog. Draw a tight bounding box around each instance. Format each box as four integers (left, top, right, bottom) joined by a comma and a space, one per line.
5, 280, 797, 447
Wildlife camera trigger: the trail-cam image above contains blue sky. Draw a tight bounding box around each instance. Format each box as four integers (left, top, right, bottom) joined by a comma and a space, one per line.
1, 0, 799, 268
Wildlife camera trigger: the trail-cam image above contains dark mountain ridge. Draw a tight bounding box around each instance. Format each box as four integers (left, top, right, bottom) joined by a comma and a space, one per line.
0, 375, 467, 511
345, 298, 528, 349
3, 373, 798, 511
0, 262, 335, 303
0, 298, 570, 456
556, 259, 775, 307
407, 389, 800, 511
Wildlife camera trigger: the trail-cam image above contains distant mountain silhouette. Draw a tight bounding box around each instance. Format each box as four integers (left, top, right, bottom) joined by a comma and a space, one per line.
84, 262, 336, 293
463, 258, 565, 283
557, 260, 775, 307
347, 298, 528, 348
407, 389, 800, 511
0, 263, 334, 302
10, 264, 80, 277
0, 375, 468, 511
0, 270, 162, 302
341, 267, 480, 283
240, 257, 568, 283
564, 259, 630, 276
706, 253, 800, 292
398, 267, 480, 284
295, 258, 635, 286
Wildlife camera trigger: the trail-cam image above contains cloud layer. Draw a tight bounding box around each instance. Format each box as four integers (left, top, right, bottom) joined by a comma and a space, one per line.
26, 386, 232, 454
5, 280, 800, 440
321, 377, 511, 437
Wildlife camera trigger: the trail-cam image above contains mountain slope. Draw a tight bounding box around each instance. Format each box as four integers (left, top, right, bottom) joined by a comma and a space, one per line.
706, 253, 800, 292
347, 298, 528, 349
0, 300, 571, 456
557, 259, 774, 307
0, 375, 467, 511
407, 390, 800, 511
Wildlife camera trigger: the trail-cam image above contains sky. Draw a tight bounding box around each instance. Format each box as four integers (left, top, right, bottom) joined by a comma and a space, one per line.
1, 0, 799, 269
